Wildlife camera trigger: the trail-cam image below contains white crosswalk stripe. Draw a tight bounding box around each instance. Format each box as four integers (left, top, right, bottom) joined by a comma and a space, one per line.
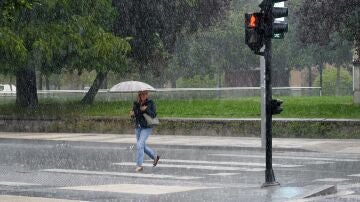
114, 162, 264, 172
210, 153, 358, 162
0, 181, 40, 186
0, 195, 87, 202
41, 169, 202, 180
59, 184, 217, 195
207, 173, 240, 176
313, 178, 350, 182
150, 159, 302, 168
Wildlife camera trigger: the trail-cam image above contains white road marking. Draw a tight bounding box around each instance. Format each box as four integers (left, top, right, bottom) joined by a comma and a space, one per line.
41, 169, 202, 180
0, 181, 40, 186
313, 178, 349, 182
114, 162, 264, 172
210, 154, 358, 162
348, 173, 360, 177
0, 195, 87, 202
59, 184, 217, 195
150, 159, 302, 168
338, 183, 360, 189
207, 173, 240, 176
340, 194, 360, 200
52, 136, 118, 141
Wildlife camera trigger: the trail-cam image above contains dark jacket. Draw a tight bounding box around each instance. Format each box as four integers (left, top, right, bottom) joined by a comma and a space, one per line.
133, 99, 157, 128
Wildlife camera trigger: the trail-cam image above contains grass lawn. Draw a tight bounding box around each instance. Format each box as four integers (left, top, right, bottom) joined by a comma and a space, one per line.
0, 96, 359, 118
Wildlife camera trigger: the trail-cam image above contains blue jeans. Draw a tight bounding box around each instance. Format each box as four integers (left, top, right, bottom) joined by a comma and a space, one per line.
135, 127, 155, 166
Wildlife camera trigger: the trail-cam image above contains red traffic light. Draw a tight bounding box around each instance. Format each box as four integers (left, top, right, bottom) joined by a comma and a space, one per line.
245, 13, 264, 54
245, 13, 261, 28
249, 15, 257, 28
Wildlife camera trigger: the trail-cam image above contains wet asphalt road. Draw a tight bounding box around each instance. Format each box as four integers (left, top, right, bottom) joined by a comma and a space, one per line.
1, 138, 360, 201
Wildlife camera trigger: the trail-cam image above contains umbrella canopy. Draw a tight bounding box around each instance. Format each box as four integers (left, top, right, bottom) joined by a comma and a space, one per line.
109, 81, 156, 92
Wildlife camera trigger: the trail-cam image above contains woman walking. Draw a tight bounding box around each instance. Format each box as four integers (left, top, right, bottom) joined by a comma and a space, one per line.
130, 90, 160, 172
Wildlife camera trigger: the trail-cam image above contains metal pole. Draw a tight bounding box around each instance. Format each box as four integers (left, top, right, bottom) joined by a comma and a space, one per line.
260, 46, 266, 148
262, 3, 279, 187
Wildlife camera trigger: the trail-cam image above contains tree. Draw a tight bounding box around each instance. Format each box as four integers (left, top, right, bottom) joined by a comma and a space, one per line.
0, 0, 37, 107
295, 0, 360, 61
78, 24, 130, 104
159, 0, 260, 87
3, 0, 130, 106
167, 0, 354, 88
268, 0, 355, 87
36, 0, 131, 104
112, 0, 231, 87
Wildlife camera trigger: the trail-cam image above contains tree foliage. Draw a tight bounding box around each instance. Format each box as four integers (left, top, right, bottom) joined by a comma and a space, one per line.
0, 27, 27, 74
295, 0, 360, 55
167, 0, 258, 86
0, 0, 31, 24
0, 0, 130, 106
169, 0, 355, 87
112, 0, 231, 85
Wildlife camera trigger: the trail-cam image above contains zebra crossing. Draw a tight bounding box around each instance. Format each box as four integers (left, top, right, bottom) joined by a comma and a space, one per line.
2, 151, 360, 201
0, 152, 280, 200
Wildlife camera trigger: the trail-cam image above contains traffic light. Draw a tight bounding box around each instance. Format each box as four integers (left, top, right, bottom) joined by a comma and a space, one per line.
245, 13, 264, 54
271, 99, 283, 115
271, 1, 288, 39
258, 0, 288, 39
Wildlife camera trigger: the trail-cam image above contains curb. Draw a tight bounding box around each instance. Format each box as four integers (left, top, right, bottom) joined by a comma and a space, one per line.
302, 185, 337, 198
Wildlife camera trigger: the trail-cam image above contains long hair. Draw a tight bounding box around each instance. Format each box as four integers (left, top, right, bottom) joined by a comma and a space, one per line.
137, 91, 149, 105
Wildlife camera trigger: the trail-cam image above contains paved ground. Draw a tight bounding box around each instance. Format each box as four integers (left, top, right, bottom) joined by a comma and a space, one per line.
1, 132, 360, 201
1, 132, 360, 153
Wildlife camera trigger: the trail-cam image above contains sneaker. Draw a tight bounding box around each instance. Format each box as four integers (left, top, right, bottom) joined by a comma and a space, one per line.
153, 155, 160, 167
135, 166, 143, 172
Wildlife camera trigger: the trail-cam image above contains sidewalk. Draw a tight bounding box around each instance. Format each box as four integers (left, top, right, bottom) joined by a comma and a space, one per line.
1, 131, 359, 201
1, 132, 360, 153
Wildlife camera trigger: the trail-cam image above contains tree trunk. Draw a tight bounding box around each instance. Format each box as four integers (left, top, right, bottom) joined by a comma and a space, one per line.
45, 75, 50, 90
102, 76, 108, 89
16, 67, 38, 108
9, 76, 13, 91
170, 79, 176, 88
336, 66, 340, 96
38, 74, 43, 90
308, 66, 312, 87
216, 69, 222, 88
216, 69, 222, 99
81, 71, 108, 105
319, 63, 323, 96
352, 39, 360, 103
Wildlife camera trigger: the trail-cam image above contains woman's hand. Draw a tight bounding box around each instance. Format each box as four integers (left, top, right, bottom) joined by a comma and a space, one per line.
140, 106, 147, 111
129, 110, 134, 116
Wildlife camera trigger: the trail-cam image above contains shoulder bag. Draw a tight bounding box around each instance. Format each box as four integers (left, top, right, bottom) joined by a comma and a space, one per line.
143, 113, 160, 126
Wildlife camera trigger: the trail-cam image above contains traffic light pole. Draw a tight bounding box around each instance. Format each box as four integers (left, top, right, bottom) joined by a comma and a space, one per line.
260, 46, 266, 148
262, 2, 279, 187
245, 0, 287, 188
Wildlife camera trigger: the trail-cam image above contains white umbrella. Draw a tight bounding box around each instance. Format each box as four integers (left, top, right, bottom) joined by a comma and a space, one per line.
109, 81, 156, 92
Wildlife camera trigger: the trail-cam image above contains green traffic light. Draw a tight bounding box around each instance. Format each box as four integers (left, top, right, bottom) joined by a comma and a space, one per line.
272, 33, 284, 39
